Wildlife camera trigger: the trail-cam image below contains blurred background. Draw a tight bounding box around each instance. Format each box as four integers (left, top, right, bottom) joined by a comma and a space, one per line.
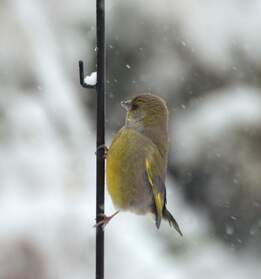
1, 0, 261, 278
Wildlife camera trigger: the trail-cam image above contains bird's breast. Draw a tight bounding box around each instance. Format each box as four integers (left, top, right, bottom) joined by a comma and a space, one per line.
106, 128, 153, 214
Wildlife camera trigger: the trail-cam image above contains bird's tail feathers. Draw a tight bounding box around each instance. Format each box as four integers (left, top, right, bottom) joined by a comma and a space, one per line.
163, 207, 183, 236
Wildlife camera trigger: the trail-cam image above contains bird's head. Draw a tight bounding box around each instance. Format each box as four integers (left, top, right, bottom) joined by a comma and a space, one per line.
121, 94, 168, 130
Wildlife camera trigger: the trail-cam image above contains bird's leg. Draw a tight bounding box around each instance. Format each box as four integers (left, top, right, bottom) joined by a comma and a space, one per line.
95, 144, 108, 159
94, 211, 120, 229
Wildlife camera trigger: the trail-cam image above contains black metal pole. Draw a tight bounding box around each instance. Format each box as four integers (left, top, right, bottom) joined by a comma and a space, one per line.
95, 1, 105, 279
79, 0, 105, 278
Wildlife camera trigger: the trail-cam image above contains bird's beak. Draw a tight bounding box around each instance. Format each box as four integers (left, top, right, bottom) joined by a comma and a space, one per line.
120, 100, 132, 111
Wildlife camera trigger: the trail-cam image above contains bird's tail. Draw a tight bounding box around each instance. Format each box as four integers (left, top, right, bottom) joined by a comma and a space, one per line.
163, 207, 183, 236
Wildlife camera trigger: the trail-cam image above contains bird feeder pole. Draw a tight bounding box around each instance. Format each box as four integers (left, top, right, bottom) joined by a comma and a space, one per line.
79, 0, 105, 278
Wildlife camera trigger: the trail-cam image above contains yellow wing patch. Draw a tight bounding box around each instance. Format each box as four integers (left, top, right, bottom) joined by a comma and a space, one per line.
145, 158, 164, 227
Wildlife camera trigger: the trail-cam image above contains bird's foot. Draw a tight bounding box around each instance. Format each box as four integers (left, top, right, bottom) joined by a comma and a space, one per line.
95, 144, 108, 159
94, 211, 120, 229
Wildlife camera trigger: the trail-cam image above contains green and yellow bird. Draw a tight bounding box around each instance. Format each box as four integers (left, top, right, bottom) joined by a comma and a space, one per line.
105, 94, 182, 236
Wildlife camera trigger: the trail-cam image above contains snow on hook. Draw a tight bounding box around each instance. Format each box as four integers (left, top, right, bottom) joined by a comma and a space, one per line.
84, 72, 97, 86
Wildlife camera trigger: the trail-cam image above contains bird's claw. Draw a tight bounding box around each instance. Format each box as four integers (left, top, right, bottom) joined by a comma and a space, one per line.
95, 144, 108, 159
93, 211, 120, 229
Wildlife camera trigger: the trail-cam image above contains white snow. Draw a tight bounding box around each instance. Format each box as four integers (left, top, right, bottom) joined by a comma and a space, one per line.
3, 0, 261, 278
84, 71, 97, 86
173, 86, 261, 164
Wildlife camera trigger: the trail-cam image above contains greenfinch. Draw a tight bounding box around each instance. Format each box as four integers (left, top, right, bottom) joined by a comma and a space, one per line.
105, 94, 182, 236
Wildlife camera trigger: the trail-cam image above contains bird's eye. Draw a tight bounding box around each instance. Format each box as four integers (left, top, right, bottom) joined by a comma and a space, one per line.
131, 103, 138, 110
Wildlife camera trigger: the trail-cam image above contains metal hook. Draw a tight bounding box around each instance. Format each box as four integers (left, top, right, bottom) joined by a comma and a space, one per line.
78, 60, 96, 89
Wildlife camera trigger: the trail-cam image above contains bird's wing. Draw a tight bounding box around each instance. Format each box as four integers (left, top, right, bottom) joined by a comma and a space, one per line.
144, 144, 166, 229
